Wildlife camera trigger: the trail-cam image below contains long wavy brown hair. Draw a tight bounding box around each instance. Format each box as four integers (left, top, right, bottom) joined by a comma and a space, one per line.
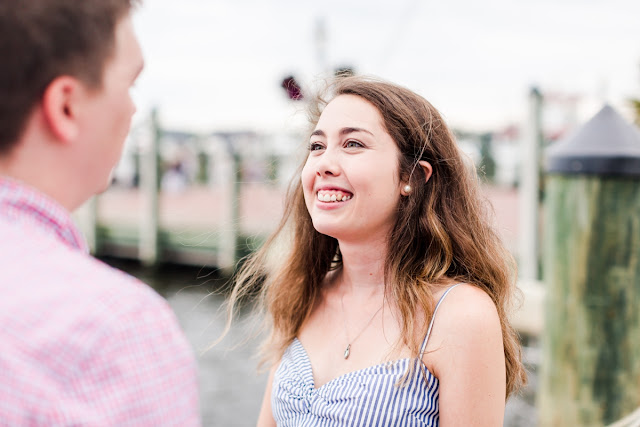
226, 76, 526, 397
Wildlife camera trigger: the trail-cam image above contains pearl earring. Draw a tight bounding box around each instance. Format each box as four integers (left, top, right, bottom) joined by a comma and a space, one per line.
403, 184, 412, 194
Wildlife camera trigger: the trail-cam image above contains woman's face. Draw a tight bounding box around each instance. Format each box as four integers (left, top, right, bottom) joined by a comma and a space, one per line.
301, 94, 404, 243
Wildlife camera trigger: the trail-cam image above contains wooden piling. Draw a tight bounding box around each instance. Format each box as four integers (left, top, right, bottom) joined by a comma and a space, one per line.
539, 105, 640, 425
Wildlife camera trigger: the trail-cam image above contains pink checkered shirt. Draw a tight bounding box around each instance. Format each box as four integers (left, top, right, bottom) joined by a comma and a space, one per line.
0, 177, 201, 426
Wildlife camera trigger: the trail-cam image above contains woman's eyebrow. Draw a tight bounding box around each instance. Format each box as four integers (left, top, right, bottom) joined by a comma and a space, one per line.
310, 127, 374, 138
339, 127, 374, 136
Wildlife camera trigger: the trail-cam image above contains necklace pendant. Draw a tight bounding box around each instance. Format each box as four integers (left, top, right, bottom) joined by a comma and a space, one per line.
344, 344, 351, 359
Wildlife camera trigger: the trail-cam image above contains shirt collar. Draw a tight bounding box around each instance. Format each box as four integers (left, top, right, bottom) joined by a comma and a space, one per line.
0, 176, 89, 253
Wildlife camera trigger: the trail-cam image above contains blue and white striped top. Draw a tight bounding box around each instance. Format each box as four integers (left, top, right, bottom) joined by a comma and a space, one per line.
271, 284, 461, 426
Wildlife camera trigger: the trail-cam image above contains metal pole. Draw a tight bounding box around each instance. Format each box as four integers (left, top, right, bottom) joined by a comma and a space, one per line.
315, 17, 329, 76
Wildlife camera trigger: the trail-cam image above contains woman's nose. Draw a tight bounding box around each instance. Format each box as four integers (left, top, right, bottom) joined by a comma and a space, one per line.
316, 148, 340, 177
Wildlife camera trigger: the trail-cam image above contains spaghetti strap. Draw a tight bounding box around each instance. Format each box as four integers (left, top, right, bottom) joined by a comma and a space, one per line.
420, 283, 463, 354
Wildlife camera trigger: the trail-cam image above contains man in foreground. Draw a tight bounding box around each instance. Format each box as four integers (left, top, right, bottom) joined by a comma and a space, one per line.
0, 1, 200, 424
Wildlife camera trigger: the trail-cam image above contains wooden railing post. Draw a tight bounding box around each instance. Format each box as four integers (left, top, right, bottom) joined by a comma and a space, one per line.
217, 135, 240, 273
519, 87, 543, 281
74, 196, 98, 254
139, 108, 160, 266
539, 105, 640, 425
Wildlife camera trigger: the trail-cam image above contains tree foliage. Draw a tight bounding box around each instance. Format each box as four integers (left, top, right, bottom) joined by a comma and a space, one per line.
631, 98, 640, 126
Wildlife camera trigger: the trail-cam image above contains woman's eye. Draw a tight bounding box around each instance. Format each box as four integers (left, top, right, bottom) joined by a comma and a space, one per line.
309, 142, 324, 151
345, 140, 363, 148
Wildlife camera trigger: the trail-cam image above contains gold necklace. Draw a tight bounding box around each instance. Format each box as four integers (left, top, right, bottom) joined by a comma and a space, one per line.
340, 295, 384, 359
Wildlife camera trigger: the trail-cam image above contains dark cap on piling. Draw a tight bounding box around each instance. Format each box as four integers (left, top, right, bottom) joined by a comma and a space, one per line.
546, 105, 640, 176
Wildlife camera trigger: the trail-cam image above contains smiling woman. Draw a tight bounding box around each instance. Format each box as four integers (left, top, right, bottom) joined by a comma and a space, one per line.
223, 75, 526, 426
301, 95, 410, 244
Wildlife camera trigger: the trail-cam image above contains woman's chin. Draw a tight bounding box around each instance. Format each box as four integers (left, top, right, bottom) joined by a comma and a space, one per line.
311, 222, 344, 240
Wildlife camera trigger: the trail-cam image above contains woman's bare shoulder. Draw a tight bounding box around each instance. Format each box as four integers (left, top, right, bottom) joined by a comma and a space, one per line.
435, 283, 498, 321
425, 283, 503, 373
425, 283, 507, 423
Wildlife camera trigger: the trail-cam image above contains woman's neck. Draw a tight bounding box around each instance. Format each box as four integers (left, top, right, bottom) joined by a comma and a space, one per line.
336, 237, 388, 299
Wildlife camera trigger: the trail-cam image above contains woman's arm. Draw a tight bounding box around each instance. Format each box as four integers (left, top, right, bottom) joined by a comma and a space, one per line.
256, 366, 277, 427
424, 284, 507, 426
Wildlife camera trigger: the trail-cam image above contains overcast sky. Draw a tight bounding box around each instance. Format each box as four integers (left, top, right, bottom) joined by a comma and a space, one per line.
131, 0, 640, 135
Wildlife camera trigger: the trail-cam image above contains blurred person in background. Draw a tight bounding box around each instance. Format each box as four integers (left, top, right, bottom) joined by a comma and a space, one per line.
0, 0, 200, 425
227, 76, 526, 426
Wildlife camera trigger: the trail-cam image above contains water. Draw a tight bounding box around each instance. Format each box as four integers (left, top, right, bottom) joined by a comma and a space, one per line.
105, 258, 538, 427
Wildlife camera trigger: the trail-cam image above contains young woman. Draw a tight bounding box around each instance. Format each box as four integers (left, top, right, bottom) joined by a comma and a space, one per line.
228, 76, 526, 426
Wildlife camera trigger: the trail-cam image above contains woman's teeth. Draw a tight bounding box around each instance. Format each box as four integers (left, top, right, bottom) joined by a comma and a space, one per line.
317, 191, 352, 202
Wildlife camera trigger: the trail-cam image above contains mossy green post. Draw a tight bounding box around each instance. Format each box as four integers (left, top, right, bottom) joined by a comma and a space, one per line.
539, 106, 640, 426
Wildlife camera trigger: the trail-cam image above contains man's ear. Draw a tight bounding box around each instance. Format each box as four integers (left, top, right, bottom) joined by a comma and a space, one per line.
41, 76, 84, 143
419, 160, 433, 183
